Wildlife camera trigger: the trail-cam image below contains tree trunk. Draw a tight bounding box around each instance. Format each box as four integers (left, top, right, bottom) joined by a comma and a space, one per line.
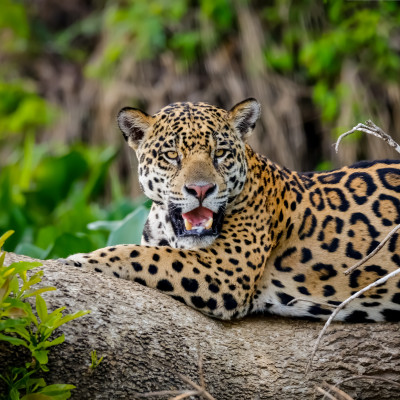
2, 253, 400, 400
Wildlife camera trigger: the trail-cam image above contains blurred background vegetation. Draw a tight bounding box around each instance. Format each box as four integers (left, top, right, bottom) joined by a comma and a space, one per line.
1, 0, 400, 258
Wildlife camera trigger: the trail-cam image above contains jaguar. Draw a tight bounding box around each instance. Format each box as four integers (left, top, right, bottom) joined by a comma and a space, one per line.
62, 98, 400, 322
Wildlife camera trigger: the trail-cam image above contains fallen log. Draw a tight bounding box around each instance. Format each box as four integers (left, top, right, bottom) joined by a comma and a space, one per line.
1, 253, 400, 399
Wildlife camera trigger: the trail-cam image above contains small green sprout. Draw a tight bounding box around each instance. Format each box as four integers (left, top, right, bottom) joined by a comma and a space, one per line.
90, 349, 104, 370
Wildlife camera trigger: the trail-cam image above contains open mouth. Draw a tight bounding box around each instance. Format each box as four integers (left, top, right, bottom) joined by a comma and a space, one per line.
169, 204, 225, 237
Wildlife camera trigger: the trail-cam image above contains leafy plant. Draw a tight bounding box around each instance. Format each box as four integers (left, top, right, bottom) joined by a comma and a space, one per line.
0, 231, 90, 399
89, 350, 104, 370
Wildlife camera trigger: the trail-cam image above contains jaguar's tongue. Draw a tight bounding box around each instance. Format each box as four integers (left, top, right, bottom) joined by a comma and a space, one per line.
182, 207, 213, 231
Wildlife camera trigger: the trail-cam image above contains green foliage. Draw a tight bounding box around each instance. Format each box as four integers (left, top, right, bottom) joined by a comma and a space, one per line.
89, 350, 104, 370
0, 0, 29, 54
263, 0, 400, 123
0, 367, 75, 400
0, 141, 150, 258
0, 0, 58, 142
85, 0, 234, 77
0, 82, 58, 140
0, 231, 89, 399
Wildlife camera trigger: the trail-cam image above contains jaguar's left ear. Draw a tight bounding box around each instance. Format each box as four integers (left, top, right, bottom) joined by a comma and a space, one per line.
229, 98, 261, 141
117, 107, 153, 150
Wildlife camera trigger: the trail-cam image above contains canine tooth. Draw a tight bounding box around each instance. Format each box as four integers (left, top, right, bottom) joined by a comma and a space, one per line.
205, 218, 213, 230
184, 219, 193, 231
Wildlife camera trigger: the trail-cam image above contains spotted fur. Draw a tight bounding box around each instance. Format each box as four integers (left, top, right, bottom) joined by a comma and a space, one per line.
63, 99, 400, 321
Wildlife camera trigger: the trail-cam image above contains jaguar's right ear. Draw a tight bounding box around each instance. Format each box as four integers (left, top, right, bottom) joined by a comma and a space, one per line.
117, 107, 152, 150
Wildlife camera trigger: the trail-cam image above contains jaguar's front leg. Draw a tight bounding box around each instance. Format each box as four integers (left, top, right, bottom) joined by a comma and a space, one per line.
62, 244, 261, 320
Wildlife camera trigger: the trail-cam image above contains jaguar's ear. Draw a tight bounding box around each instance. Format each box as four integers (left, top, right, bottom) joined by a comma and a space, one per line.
229, 98, 261, 141
117, 107, 152, 150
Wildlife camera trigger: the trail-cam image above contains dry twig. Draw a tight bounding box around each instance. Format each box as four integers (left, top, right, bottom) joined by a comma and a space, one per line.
335, 120, 400, 154
198, 349, 206, 389
177, 374, 216, 400
136, 352, 216, 400
287, 298, 337, 309
170, 391, 202, 400
316, 386, 339, 400
318, 383, 354, 400
136, 390, 196, 398
344, 223, 400, 275
306, 265, 400, 374
320, 375, 400, 400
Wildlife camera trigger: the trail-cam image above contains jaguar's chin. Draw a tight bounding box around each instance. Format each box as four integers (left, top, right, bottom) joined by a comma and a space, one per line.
168, 203, 225, 239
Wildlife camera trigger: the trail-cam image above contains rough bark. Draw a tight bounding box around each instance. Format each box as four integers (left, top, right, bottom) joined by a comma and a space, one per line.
1, 253, 400, 400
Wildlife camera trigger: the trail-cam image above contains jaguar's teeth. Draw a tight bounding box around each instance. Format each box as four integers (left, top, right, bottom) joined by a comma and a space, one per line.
205, 218, 213, 230
184, 219, 193, 231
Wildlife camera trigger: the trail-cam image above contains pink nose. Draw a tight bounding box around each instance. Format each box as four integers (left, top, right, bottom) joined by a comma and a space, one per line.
184, 183, 216, 201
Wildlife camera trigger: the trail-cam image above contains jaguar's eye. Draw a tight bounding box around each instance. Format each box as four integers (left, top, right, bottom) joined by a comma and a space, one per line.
165, 151, 179, 160
215, 149, 227, 158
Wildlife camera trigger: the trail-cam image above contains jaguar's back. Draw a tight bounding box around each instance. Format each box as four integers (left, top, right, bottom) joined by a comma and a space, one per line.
251, 158, 400, 322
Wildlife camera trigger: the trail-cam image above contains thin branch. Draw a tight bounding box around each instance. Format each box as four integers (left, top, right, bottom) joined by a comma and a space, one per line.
198, 351, 205, 389
177, 373, 217, 400
170, 391, 201, 400
328, 387, 353, 400
135, 390, 193, 398
321, 383, 354, 400
316, 386, 339, 400
335, 120, 400, 154
306, 267, 400, 374
344, 223, 400, 275
136, 351, 216, 400
287, 298, 338, 309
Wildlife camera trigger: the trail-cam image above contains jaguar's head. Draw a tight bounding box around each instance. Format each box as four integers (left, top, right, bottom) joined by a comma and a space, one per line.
118, 99, 260, 248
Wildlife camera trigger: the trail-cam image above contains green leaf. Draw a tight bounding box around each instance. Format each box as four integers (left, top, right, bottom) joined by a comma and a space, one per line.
43, 334, 65, 348
22, 384, 75, 400
87, 220, 120, 231
52, 310, 90, 330
14, 243, 49, 260
39, 384, 76, 393
0, 230, 14, 249
23, 286, 57, 298
0, 276, 12, 302
10, 386, 22, 400
35, 295, 48, 322
0, 250, 6, 268
8, 275, 19, 297
9, 367, 38, 390
0, 318, 28, 332
7, 325, 31, 341
36, 226, 58, 251
19, 271, 45, 296
45, 306, 66, 320
106, 206, 149, 246
32, 349, 49, 365
0, 332, 27, 347
22, 395, 51, 400
27, 377, 46, 388
6, 261, 42, 276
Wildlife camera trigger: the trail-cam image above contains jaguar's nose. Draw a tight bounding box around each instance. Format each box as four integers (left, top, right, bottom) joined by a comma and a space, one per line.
183, 183, 216, 202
